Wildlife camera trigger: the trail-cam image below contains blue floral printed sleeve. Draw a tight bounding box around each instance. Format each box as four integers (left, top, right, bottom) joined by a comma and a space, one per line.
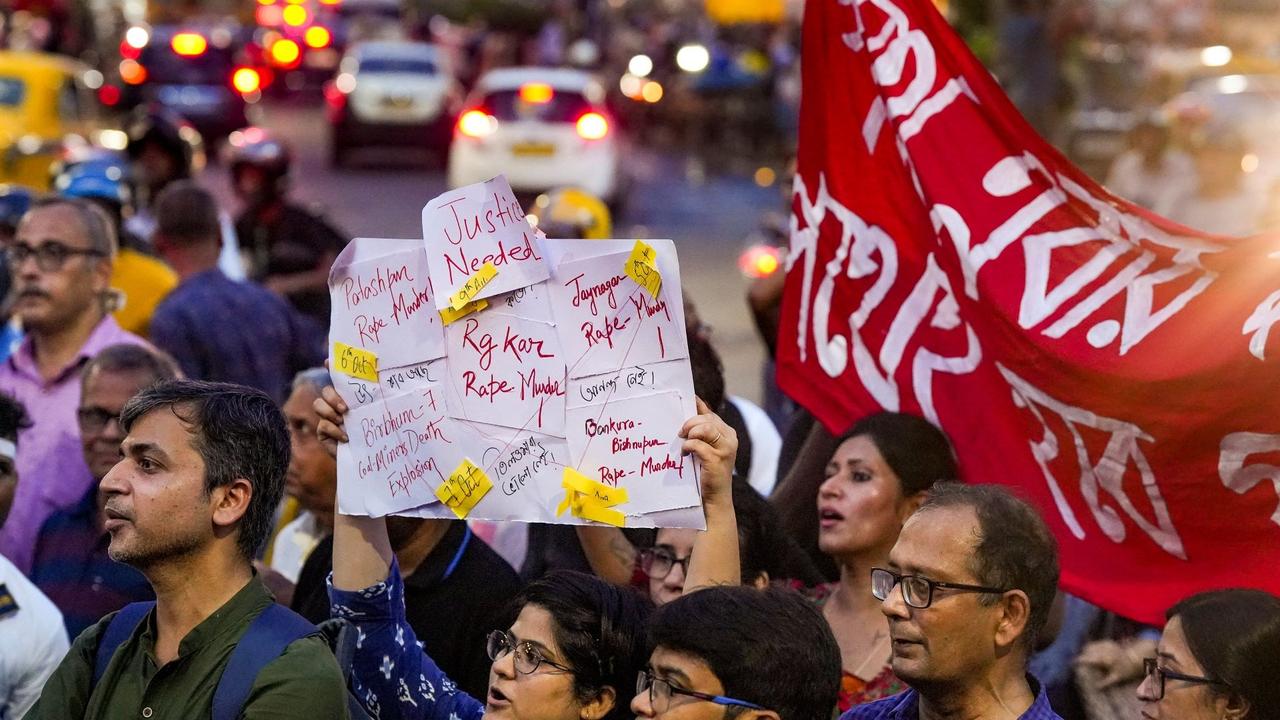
328, 559, 487, 720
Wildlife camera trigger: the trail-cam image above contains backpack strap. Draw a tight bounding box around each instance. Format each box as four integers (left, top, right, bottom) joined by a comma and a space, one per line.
93, 601, 155, 686
212, 603, 317, 720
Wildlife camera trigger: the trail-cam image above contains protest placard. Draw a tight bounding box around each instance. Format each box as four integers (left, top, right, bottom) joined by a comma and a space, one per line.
421, 176, 550, 310
330, 179, 703, 528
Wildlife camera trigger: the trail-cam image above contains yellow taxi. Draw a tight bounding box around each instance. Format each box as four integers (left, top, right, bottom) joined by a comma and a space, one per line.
0, 51, 112, 190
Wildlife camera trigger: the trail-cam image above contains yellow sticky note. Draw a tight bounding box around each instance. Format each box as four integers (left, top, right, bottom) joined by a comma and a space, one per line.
575, 499, 626, 527
559, 468, 628, 526
624, 241, 662, 299
332, 342, 379, 382
439, 298, 488, 326
448, 262, 499, 311
435, 458, 493, 519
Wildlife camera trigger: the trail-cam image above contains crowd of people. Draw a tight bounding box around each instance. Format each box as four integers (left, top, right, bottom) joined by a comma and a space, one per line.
0, 88, 1275, 720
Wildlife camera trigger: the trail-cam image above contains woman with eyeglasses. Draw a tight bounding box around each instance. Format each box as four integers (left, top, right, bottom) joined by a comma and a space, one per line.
804, 412, 956, 711
315, 388, 742, 720
1136, 588, 1280, 720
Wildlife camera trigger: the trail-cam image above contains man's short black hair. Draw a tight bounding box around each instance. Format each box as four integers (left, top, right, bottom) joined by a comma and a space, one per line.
917, 483, 1059, 652
119, 380, 288, 560
648, 585, 841, 720
154, 179, 220, 246
82, 343, 181, 389
0, 393, 30, 443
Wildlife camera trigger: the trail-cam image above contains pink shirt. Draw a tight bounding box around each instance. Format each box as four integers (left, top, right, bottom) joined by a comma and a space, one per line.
0, 316, 147, 572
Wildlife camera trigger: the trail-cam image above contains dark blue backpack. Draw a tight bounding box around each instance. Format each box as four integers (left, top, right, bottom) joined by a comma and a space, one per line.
93, 602, 371, 720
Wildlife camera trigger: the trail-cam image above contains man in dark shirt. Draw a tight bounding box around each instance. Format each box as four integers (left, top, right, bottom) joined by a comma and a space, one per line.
293, 517, 522, 699
227, 130, 347, 330
149, 181, 322, 403
30, 343, 178, 638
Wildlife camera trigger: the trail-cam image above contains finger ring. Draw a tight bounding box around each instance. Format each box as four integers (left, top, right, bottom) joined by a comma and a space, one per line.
711, 432, 722, 446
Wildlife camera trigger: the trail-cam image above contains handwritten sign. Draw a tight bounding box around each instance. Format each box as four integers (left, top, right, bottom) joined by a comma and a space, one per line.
422, 175, 550, 310
564, 389, 701, 515
333, 342, 378, 382
448, 261, 498, 310
435, 458, 493, 518
443, 311, 568, 436
330, 246, 446, 370
337, 385, 468, 517
440, 298, 489, 326
548, 250, 688, 379
624, 241, 662, 298
331, 231, 704, 528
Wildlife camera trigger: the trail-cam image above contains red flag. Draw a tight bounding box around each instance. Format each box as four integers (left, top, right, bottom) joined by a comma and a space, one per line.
780, 0, 1280, 624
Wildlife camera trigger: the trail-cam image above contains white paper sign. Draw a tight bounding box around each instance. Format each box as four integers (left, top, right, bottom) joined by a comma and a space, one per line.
564, 389, 701, 515
442, 311, 568, 437
422, 175, 550, 310
548, 249, 689, 379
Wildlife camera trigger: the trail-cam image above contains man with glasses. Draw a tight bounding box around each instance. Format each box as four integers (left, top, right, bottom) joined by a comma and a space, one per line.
847, 483, 1063, 720
0, 198, 148, 573
29, 343, 179, 638
632, 584, 842, 720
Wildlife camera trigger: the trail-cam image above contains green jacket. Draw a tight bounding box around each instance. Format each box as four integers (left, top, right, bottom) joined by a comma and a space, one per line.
27, 576, 349, 719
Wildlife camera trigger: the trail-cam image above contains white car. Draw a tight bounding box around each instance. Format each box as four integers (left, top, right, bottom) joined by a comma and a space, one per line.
325, 41, 458, 166
447, 67, 623, 203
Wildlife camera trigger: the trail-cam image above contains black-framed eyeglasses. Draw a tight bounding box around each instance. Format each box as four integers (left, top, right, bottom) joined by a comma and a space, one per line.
640, 548, 691, 580
636, 670, 764, 715
1141, 658, 1228, 700
77, 406, 122, 435
486, 630, 573, 675
870, 567, 1007, 609
6, 241, 105, 272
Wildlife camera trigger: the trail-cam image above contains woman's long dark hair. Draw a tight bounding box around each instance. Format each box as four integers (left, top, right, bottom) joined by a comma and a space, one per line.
510, 571, 652, 720
837, 411, 958, 494
1169, 588, 1280, 720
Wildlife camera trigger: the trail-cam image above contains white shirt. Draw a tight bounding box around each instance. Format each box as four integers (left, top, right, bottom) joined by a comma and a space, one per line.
269, 512, 327, 585
729, 395, 782, 498
0, 555, 68, 719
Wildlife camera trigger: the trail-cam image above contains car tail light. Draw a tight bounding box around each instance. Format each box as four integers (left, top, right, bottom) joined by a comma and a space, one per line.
270, 39, 301, 68
323, 79, 348, 117
575, 112, 608, 140
119, 59, 147, 85
282, 5, 308, 26
233, 67, 261, 94
304, 26, 331, 49
99, 85, 122, 106
519, 83, 554, 104
458, 109, 498, 138
119, 39, 142, 60
171, 32, 207, 57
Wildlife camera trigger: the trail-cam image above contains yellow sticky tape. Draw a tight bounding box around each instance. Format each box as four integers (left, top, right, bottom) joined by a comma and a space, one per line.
448, 262, 499, 311
332, 342, 379, 382
435, 458, 492, 519
559, 468, 628, 527
624, 241, 662, 298
439, 298, 489, 326
575, 499, 626, 527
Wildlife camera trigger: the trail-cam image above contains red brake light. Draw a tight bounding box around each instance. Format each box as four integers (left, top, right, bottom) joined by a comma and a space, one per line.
519, 83, 554, 104
575, 112, 608, 140
119, 39, 142, 60
171, 32, 207, 57
304, 26, 331, 49
458, 109, 498, 138
99, 85, 122, 106
233, 67, 261, 94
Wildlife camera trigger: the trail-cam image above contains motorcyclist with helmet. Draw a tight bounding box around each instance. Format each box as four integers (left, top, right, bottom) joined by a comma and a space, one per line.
227, 128, 348, 331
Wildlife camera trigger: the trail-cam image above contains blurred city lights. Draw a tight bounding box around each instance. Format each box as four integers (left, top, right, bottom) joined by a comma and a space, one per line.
676, 44, 710, 73
628, 54, 653, 78
1200, 45, 1233, 68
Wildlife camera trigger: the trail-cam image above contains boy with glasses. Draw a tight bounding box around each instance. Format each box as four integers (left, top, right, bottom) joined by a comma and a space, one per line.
632, 585, 842, 720
848, 483, 1063, 720
0, 198, 148, 573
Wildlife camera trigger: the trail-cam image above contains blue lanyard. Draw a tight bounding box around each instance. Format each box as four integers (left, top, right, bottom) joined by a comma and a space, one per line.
442, 526, 472, 581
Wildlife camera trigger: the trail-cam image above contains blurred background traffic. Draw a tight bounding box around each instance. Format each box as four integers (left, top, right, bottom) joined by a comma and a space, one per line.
2, 0, 1280, 404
